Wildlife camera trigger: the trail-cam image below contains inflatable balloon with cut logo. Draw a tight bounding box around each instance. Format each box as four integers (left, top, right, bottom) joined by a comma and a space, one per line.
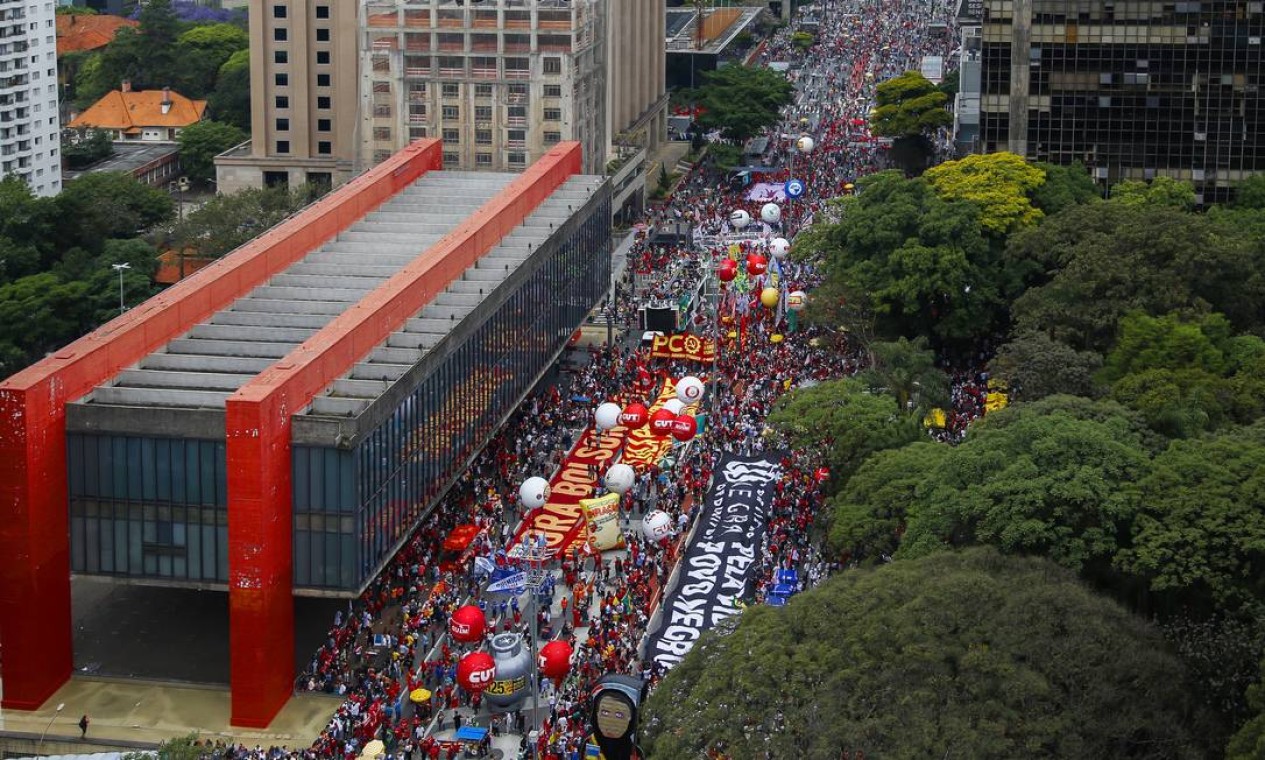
796, 135, 816, 154
729, 209, 751, 229
604, 463, 636, 495
595, 402, 622, 431
642, 510, 674, 542
457, 651, 497, 696
761, 203, 782, 224
649, 408, 676, 438
620, 402, 649, 429
662, 398, 684, 416
717, 260, 737, 282
787, 290, 808, 312
746, 253, 768, 277
519, 476, 550, 509
449, 605, 486, 644
539, 639, 574, 687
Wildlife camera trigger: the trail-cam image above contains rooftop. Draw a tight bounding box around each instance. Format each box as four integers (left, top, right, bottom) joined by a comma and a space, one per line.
665, 6, 764, 55
55, 13, 138, 55
69, 88, 207, 132
62, 142, 179, 182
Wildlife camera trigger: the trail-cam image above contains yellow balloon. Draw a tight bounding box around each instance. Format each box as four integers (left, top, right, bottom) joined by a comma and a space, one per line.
760, 287, 780, 308
771, 334, 785, 343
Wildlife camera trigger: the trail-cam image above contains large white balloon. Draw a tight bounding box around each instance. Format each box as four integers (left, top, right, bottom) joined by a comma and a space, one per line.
519, 477, 551, 509
595, 402, 622, 431
796, 135, 816, 154
761, 203, 782, 224
788, 290, 809, 312
642, 510, 674, 542
605, 463, 636, 495
663, 398, 685, 415
769, 237, 791, 260
675, 376, 705, 404
729, 209, 751, 229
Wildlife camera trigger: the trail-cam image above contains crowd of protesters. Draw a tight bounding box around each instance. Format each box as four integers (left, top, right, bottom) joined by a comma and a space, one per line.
188, 0, 968, 758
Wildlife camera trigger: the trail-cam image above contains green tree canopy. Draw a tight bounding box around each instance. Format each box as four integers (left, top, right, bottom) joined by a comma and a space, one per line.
1110, 177, 1197, 210
897, 400, 1152, 574
171, 184, 318, 259
869, 71, 952, 173
173, 23, 249, 98
1117, 425, 1265, 615
177, 120, 246, 183
1030, 161, 1101, 214
208, 49, 251, 132
55, 172, 174, 251
924, 152, 1047, 235
991, 330, 1104, 400
643, 549, 1215, 760
766, 378, 923, 486
862, 335, 948, 412
688, 65, 794, 141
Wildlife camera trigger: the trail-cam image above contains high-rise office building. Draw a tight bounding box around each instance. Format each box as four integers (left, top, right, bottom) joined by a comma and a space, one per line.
1, 0, 61, 196
220, 0, 665, 190
972, 0, 1265, 203
216, 0, 359, 194
359, 0, 609, 175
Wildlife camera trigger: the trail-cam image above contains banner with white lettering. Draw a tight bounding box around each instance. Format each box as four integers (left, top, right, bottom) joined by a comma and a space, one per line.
642, 451, 784, 668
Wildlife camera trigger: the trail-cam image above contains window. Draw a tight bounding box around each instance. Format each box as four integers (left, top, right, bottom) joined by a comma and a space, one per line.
276, 140, 290, 153
443, 151, 459, 165
476, 153, 493, 166
475, 84, 493, 98
442, 105, 459, 120
274, 50, 288, 64
544, 108, 561, 121
276, 118, 290, 131
318, 118, 331, 131
373, 127, 391, 141
274, 27, 287, 42
475, 105, 492, 121
316, 28, 330, 42
508, 152, 526, 166
443, 128, 461, 143
317, 74, 331, 87
275, 73, 289, 86
276, 96, 290, 109
508, 83, 528, 96
442, 83, 460, 98
476, 129, 492, 145
273, 4, 287, 18
315, 5, 330, 19
508, 129, 525, 143
544, 131, 560, 144
317, 51, 330, 65
318, 141, 332, 155
544, 84, 562, 98
318, 96, 331, 109
543, 57, 562, 75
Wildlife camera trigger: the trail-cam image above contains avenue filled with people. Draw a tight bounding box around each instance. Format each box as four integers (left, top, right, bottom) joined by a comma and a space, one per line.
198, 0, 966, 757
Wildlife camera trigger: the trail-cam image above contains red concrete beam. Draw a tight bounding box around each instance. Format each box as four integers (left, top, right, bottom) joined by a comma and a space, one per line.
224, 142, 582, 728
0, 140, 443, 711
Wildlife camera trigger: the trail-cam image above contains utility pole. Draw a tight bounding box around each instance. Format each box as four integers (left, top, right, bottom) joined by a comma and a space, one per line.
112, 262, 131, 315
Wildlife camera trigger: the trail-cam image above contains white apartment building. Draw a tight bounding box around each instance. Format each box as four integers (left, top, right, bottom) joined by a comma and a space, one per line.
359, 0, 608, 175
0, 0, 61, 196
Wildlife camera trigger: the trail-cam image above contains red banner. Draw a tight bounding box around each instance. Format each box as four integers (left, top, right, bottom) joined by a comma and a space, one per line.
649, 334, 716, 363
513, 423, 632, 554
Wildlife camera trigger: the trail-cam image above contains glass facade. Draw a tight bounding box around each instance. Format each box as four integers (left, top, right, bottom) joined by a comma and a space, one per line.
292, 199, 611, 590
68, 435, 229, 582
980, 0, 1265, 202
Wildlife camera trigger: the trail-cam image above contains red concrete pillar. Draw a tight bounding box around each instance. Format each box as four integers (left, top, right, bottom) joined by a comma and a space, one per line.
225, 393, 295, 728
0, 385, 74, 709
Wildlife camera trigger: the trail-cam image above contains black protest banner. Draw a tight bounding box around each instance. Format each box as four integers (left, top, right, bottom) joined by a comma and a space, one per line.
643, 451, 784, 668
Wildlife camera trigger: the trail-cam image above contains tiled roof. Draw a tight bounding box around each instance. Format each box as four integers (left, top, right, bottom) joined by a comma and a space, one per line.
55, 14, 138, 55
68, 89, 207, 131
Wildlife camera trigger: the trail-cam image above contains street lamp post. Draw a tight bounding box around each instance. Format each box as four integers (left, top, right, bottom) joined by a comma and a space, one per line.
112, 262, 131, 315
37, 702, 65, 753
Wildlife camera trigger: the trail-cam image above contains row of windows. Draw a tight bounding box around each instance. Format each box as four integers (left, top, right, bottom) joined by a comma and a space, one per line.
294, 200, 611, 589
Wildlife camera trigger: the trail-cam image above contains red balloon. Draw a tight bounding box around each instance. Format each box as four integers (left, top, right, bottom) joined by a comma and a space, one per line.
747, 254, 768, 277
717, 261, 737, 282
620, 402, 650, 429
457, 651, 497, 695
671, 414, 697, 442
538, 639, 574, 684
449, 605, 486, 644
649, 408, 677, 437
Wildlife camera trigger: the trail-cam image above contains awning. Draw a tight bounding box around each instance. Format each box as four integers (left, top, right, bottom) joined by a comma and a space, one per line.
455, 726, 489, 742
